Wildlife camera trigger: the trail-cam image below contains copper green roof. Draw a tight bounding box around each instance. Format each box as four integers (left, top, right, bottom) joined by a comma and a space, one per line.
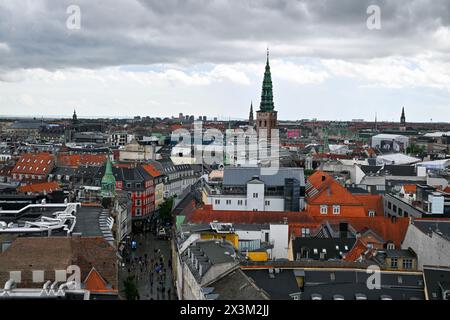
259, 49, 275, 112
101, 157, 116, 197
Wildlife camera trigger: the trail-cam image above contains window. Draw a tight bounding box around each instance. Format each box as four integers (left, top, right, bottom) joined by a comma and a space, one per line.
332, 205, 340, 215
136, 199, 141, 206
215, 199, 220, 205
391, 257, 398, 269
226, 200, 231, 205
313, 248, 318, 255
253, 193, 258, 198
330, 273, 335, 281
368, 210, 375, 217
388, 202, 392, 209
237, 200, 243, 206
265, 200, 271, 206
301, 228, 310, 237
387, 243, 395, 250
320, 205, 328, 214
393, 205, 397, 213
135, 208, 142, 216
403, 259, 413, 269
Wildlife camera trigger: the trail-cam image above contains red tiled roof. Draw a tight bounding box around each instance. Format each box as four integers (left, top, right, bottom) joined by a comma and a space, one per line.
343, 239, 367, 262
188, 205, 317, 225
402, 184, 417, 194
353, 194, 384, 216
58, 154, 106, 168
307, 171, 362, 206
84, 267, 117, 293
18, 181, 60, 194
186, 206, 408, 247
444, 187, 450, 194
141, 164, 162, 177
11, 152, 54, 176
0, 237, 117, 291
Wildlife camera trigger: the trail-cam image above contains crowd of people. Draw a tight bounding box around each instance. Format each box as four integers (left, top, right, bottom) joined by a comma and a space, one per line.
123, 233, 174, 300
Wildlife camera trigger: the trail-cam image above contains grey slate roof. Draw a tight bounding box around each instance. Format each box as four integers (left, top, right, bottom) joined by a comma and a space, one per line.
244, 269, 425, 300
223, 167, 305, 187
413, 220, 450, 241
423, 266, 450, 300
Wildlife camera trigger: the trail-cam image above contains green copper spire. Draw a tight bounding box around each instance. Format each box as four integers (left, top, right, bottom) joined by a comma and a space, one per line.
101, 156, 116, 198
259, 48, 275, 112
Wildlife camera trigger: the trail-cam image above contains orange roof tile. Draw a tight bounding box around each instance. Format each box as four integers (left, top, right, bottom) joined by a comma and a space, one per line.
141, 164, 162, 177
307, 171, 362, 206
58, 154, 106, 168
12, 152, 54, 176
402, 184, 417, 194
18, 181, 60, 194
343, 239, 367, 262
84, 267, 113, 293
187, 206, 408, 247
353, 194, 384, 216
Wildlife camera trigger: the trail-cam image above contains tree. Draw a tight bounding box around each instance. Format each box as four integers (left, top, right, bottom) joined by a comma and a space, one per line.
159, 197, 174, 223
406, 143, 425, 156
123, 275, 139, 300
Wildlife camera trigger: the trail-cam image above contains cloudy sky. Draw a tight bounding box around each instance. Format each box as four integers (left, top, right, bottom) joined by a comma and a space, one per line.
0, 0, 450, 121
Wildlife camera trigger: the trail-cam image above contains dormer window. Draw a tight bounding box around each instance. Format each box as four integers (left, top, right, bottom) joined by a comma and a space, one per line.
333, 205, 341, 215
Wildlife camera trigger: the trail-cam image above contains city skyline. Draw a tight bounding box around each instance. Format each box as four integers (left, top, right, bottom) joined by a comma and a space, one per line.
1, 0, 450, 121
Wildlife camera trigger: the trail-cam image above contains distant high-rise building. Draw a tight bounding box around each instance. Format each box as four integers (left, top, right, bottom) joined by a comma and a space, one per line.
256, 49, 278, 139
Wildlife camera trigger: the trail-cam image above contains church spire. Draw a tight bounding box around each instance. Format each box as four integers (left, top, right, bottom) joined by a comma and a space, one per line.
101, 156, 116, 198
249, 101, 254, 126
259, 48, 275, 112
401, 107, 406, 125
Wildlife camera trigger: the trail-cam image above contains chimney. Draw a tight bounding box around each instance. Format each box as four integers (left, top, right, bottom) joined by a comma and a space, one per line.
339, 222, 348, 238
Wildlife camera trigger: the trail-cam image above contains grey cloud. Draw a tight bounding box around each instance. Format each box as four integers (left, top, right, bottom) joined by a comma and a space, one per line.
0, 0, 449, 71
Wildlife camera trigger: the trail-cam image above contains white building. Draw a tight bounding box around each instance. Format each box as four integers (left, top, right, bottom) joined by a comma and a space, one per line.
402, 220, 450, 270
371, 134, 409, 153
205, 167, 305, 212
110, 132, 134, 147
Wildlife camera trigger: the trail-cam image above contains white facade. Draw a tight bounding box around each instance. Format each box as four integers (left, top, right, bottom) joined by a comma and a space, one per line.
269, 224, 289, 260
371, 134, 409, 153
402, 222, 450, 270
110, 132, 134, 147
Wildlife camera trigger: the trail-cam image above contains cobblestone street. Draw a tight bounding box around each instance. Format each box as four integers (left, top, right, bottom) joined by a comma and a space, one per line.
119, 232, 176, 300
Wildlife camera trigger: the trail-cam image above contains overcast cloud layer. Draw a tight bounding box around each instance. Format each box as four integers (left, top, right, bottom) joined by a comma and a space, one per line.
0, 0, 449, 121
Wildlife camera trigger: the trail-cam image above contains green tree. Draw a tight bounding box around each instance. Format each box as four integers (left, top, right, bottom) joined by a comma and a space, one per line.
159, 197, 174, 223
406, 143, 425, 156
123, 275, 139, 300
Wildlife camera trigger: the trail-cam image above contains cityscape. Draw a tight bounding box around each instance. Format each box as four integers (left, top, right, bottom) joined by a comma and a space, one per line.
0, 0, 449, 309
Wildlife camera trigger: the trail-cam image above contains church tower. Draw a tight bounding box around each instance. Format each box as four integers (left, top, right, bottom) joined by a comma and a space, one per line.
256, 49, 278, 139
249, 101, 254, 126
400, 107, 406, 132
72, 109, 78, 124
101, 157, 116, 198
